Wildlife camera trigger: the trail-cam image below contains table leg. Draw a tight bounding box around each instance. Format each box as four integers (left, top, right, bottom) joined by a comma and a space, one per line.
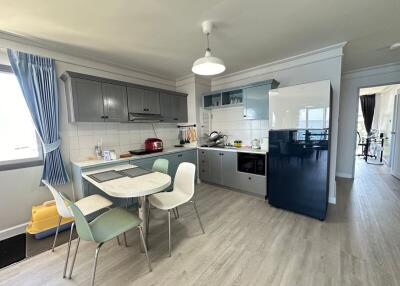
138, 196, 147, 253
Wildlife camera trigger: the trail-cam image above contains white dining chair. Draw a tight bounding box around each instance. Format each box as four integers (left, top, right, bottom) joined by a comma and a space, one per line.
147, 162, 205, 257
42, 180, 113, 278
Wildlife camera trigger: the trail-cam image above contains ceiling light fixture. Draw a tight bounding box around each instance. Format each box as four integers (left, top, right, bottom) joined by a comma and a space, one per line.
389, 42, 400, 51
192, 21, 226, 76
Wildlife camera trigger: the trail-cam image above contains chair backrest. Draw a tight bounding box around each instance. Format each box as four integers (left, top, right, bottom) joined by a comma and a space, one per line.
63, 197, 95, 242
173, 162, 196, 199
42, 180, 73, 218
152, 158, 169, 174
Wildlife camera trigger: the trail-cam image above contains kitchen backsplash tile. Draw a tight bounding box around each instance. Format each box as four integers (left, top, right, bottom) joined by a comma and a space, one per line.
60, 122, 179, 161
210, 106, 269, 146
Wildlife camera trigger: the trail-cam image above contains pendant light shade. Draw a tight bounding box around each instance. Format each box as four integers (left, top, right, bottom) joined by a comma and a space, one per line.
192, 21, 226, 76
192, 49, 226, 76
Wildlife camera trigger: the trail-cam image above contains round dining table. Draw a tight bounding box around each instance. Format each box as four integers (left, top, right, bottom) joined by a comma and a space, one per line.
82, 163, 171, 251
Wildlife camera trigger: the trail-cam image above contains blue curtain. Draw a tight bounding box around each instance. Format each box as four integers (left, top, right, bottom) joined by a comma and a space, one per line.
7, 49, 69, 185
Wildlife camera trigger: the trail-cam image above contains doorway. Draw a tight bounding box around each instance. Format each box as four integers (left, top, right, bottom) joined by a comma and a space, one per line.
355, 83, 400, 179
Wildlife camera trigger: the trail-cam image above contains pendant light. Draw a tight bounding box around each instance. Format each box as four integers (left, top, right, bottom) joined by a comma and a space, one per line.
192, 21, 226, 76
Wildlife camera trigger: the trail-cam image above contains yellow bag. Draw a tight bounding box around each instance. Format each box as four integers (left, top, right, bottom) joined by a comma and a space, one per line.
26, 200, 73, 237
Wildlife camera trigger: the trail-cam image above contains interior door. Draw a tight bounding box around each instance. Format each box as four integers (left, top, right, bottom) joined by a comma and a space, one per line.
391, 93, 400, 179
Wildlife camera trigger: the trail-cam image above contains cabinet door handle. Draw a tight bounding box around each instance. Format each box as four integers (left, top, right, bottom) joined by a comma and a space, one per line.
248, 177, 252, 180
243, 115, 247, 118
174, 118, 179, 121
101, 115, 109, 119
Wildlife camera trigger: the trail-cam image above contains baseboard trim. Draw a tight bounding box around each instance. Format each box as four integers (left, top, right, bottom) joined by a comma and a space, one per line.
0, 223, 27, 241
336, 172, 354, 179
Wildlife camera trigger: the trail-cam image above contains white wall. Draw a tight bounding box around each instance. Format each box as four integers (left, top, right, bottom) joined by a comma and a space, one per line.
0, 34, 180, 239
210, 43, 345, 204
337, 63, 400, 178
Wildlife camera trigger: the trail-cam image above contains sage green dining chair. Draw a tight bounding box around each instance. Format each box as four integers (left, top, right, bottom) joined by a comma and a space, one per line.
65, 198, 152, 286
152, 158, 169, 175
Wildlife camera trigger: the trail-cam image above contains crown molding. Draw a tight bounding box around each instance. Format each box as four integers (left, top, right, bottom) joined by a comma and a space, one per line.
342, 61, 400, 80
0, 31, 176, 90
212, 42, 346, 89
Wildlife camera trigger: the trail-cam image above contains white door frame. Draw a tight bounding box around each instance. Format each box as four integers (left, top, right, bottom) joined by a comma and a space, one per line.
351, 81, 400, 177
391, 92, 400, 179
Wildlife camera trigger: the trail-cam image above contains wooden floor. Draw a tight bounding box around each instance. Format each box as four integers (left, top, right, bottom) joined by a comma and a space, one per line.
1, 159, 400, 286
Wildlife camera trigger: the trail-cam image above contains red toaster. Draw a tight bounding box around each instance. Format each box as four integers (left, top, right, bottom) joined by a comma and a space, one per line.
144, 138, 163, 153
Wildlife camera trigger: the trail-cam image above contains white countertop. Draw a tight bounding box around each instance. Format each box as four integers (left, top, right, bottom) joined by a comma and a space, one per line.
72, 145, 267, 169
72, 147, 197, 169
197, 146, 268, 154
82, 164, 171, 198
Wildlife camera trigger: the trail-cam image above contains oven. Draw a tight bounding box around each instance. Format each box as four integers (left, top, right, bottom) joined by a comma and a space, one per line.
237, 152, 266, 176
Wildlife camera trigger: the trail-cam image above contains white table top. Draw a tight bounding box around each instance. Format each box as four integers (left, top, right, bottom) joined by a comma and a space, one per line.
82, 164, 171, 198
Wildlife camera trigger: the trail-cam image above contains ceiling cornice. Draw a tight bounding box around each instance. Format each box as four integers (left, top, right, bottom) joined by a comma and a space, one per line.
0, 30, 177, 88
342, 61, 400, 80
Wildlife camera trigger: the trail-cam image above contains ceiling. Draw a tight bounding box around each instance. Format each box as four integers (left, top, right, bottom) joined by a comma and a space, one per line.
1, 0, 400, 79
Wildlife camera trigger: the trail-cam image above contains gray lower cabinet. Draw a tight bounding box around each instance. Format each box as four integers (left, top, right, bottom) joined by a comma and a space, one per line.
71, 78, 104, 122
160, 93, 188, 122
102, 83, 128, 122
127, 86, 160, 115
198, 149, 267, 197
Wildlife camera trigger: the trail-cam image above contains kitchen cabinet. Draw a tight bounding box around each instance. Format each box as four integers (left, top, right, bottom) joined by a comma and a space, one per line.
70, 78, 104, 122
198, 149, 236, 186
127, 86, 160, 115
102, 83, 128, 122
61, 71, 188, 123
203, 80, 279, 120
243, 84, 269, 120
160, 93, 188, 122
198, 148, 267, 197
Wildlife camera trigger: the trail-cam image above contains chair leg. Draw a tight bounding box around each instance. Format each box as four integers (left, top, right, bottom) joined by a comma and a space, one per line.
172, 208, 178, 220
52, 216, 62, 252
91, 243, 103, 286
63, 222, 74, 278
168, 209, 171, 257
191, 200, 205, 234
123, 232, 128, 247
138, 226, 152, 272
116, 236, 121, 246
68, 237, 80, 279
146, 199, 151, 241
175, 207, 179, 218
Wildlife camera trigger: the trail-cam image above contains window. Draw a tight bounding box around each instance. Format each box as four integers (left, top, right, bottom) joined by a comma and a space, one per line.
298, 107, 330, 129
0, 65, 42, 170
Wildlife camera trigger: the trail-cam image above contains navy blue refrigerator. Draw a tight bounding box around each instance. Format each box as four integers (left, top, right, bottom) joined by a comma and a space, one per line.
267, 81, 332, 220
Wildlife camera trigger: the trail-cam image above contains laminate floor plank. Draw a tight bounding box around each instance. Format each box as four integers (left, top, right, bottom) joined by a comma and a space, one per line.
1, 159, 399, 285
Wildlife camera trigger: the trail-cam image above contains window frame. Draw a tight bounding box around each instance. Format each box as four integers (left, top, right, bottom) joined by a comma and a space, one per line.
0, 64, 43, 171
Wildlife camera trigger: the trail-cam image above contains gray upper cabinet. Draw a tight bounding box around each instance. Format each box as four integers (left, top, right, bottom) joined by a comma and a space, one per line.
102, 83, 128, 122
127, 87, 160, 115
243, 84, 269, 120
160, 93, 188, 122
71, 78, 104, 122
61, 71, 187, 123
176, 95, 188, 122
203, 79, 280, 120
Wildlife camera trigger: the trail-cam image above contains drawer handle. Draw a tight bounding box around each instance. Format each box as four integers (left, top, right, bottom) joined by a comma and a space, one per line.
248, 177, 251, 180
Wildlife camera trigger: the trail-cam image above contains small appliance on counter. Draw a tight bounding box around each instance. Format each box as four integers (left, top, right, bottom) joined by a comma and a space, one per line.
145, 138, 163, 152
251, 138, 261, 149
129, 138, 163, 155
